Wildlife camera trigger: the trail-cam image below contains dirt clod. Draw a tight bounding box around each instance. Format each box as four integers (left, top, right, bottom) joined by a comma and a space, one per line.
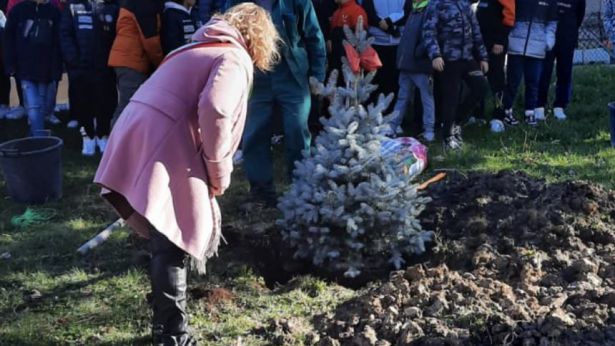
315, 172, 615, 345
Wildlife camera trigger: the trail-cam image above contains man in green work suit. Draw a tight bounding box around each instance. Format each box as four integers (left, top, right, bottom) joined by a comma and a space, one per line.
231, 0, 326, 206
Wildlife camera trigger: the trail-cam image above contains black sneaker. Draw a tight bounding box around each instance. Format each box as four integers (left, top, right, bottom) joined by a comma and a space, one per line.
503, 109, 520, 126
443, 136, 462, 152
250, 183, 277, 208
493, 107, 505, 119
524, 110, 537, 126
451, 125, 463, 144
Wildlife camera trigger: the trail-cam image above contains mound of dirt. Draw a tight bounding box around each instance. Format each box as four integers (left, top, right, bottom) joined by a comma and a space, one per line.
315, 171, 615, 345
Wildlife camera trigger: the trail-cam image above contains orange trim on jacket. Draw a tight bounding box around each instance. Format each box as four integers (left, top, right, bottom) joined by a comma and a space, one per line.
499, 0, 515, 27
108, 8, 163, 74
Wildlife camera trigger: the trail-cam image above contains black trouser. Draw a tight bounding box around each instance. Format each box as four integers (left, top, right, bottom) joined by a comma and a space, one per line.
435, 60, 488, 137
69, 69, 117, 138
538, 42, 575, 109
0, 69, 10, 106
486, 49, 506, 118
150, 230, 194, 345
372, 44, 399, 112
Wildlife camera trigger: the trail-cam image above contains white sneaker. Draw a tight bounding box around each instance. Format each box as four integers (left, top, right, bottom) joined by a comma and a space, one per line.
82, 136, 96, 156
46, 114, 62, 125
534, 107, 546, 121
443, 136, 462, 151
525, 110, 537, 126
96, 136, 108, 154
422, 130, 435, 142
383, 125, 395, 137
553, 107, 567, 120
490, 119, 505, 133
5, 106, 25, 120
67, 120, 79, 129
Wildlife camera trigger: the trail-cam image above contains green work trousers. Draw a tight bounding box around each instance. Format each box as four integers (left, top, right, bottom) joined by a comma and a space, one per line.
242, 62, 311, 187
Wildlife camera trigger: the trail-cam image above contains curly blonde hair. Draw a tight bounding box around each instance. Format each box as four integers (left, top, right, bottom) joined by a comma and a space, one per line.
217, 3, 281, 72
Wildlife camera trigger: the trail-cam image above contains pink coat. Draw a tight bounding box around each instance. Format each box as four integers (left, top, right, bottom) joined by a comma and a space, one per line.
94, 19, 253, 260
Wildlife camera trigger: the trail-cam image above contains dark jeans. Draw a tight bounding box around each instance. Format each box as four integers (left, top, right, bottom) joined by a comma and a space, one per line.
504, 55, 544, 111
69, 70, 117, 138
435, 60, 488, 137
486, 49, 506, 118
112, 67, 148, 128
538, 44, 574, 109
0, 70, 10, 106
371, 44, 399, 111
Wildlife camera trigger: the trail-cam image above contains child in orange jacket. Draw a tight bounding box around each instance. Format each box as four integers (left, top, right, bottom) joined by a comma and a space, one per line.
328, 0, 367, 72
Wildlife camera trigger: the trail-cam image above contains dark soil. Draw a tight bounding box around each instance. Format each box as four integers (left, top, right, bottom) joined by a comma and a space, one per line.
313, 171, 615, 345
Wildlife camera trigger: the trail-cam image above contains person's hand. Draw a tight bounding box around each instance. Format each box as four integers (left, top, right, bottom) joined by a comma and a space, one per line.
480, 61, 489, 74
605, 40, 613, 49
432, 57, 445, 72
326, 40, 332, 53
379, 20, 389, 31
492, 44, 504, 55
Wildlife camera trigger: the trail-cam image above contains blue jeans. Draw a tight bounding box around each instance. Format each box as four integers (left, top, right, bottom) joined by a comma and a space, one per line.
503, 55, 543, 111
393, 72, 435, 132
21, 80, 57, 136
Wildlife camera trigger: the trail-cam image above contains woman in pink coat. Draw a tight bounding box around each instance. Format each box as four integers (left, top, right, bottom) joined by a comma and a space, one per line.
94, 4, 279, 345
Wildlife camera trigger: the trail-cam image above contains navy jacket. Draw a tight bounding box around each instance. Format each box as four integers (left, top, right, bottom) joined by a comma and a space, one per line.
60, 0, 120, 73
475, 0, 515, 48
554, 0, 585, 49
423, 0, 488, 62
161, 3, 198, 55
507, 0, 558, 59
396, 6, 431, 74
4, 0, 62, 82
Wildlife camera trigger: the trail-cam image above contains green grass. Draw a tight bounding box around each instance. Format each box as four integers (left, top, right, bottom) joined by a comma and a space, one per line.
0, 65, 614, 345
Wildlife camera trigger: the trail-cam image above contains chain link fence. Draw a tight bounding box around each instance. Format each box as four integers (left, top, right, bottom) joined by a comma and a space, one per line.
576, 12, 614, 65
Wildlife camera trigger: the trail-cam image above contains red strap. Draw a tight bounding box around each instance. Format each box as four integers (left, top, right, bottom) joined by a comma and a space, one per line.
161, 42, 234, 65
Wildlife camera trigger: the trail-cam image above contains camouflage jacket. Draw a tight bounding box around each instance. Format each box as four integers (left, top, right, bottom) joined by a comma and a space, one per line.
422, 0, 488, 62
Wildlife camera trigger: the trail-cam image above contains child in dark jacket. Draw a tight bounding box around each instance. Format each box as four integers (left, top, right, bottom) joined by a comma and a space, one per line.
108, 0, 163, 127
503, 0, 557, 125
4, 0, 62, 136
327, 0, 367, 73
60, 0, 119, 155
161, 0, 198, 55
363, 0, 410, 108
476, 0, 516, 129
423, 0, 489, 151
392, 0, 434, 141
536, 0, 585, 121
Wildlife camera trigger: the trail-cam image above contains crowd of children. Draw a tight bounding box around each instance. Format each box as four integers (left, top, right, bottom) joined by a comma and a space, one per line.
0, 0, 606, 155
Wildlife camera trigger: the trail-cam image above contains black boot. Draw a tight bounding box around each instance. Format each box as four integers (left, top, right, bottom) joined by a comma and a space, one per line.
250, 181, 277, 208
150, 231, 197, 346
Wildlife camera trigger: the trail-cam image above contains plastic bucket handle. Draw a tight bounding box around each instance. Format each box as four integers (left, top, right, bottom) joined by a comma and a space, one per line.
0, 148, 20, 157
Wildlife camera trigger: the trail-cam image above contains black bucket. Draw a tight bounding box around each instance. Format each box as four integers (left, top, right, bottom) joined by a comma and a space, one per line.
0, 136, 63, 203
609, 102, 615, 148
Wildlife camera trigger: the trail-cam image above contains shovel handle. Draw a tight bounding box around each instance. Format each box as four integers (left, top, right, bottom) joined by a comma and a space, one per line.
418, 172, 447, 191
